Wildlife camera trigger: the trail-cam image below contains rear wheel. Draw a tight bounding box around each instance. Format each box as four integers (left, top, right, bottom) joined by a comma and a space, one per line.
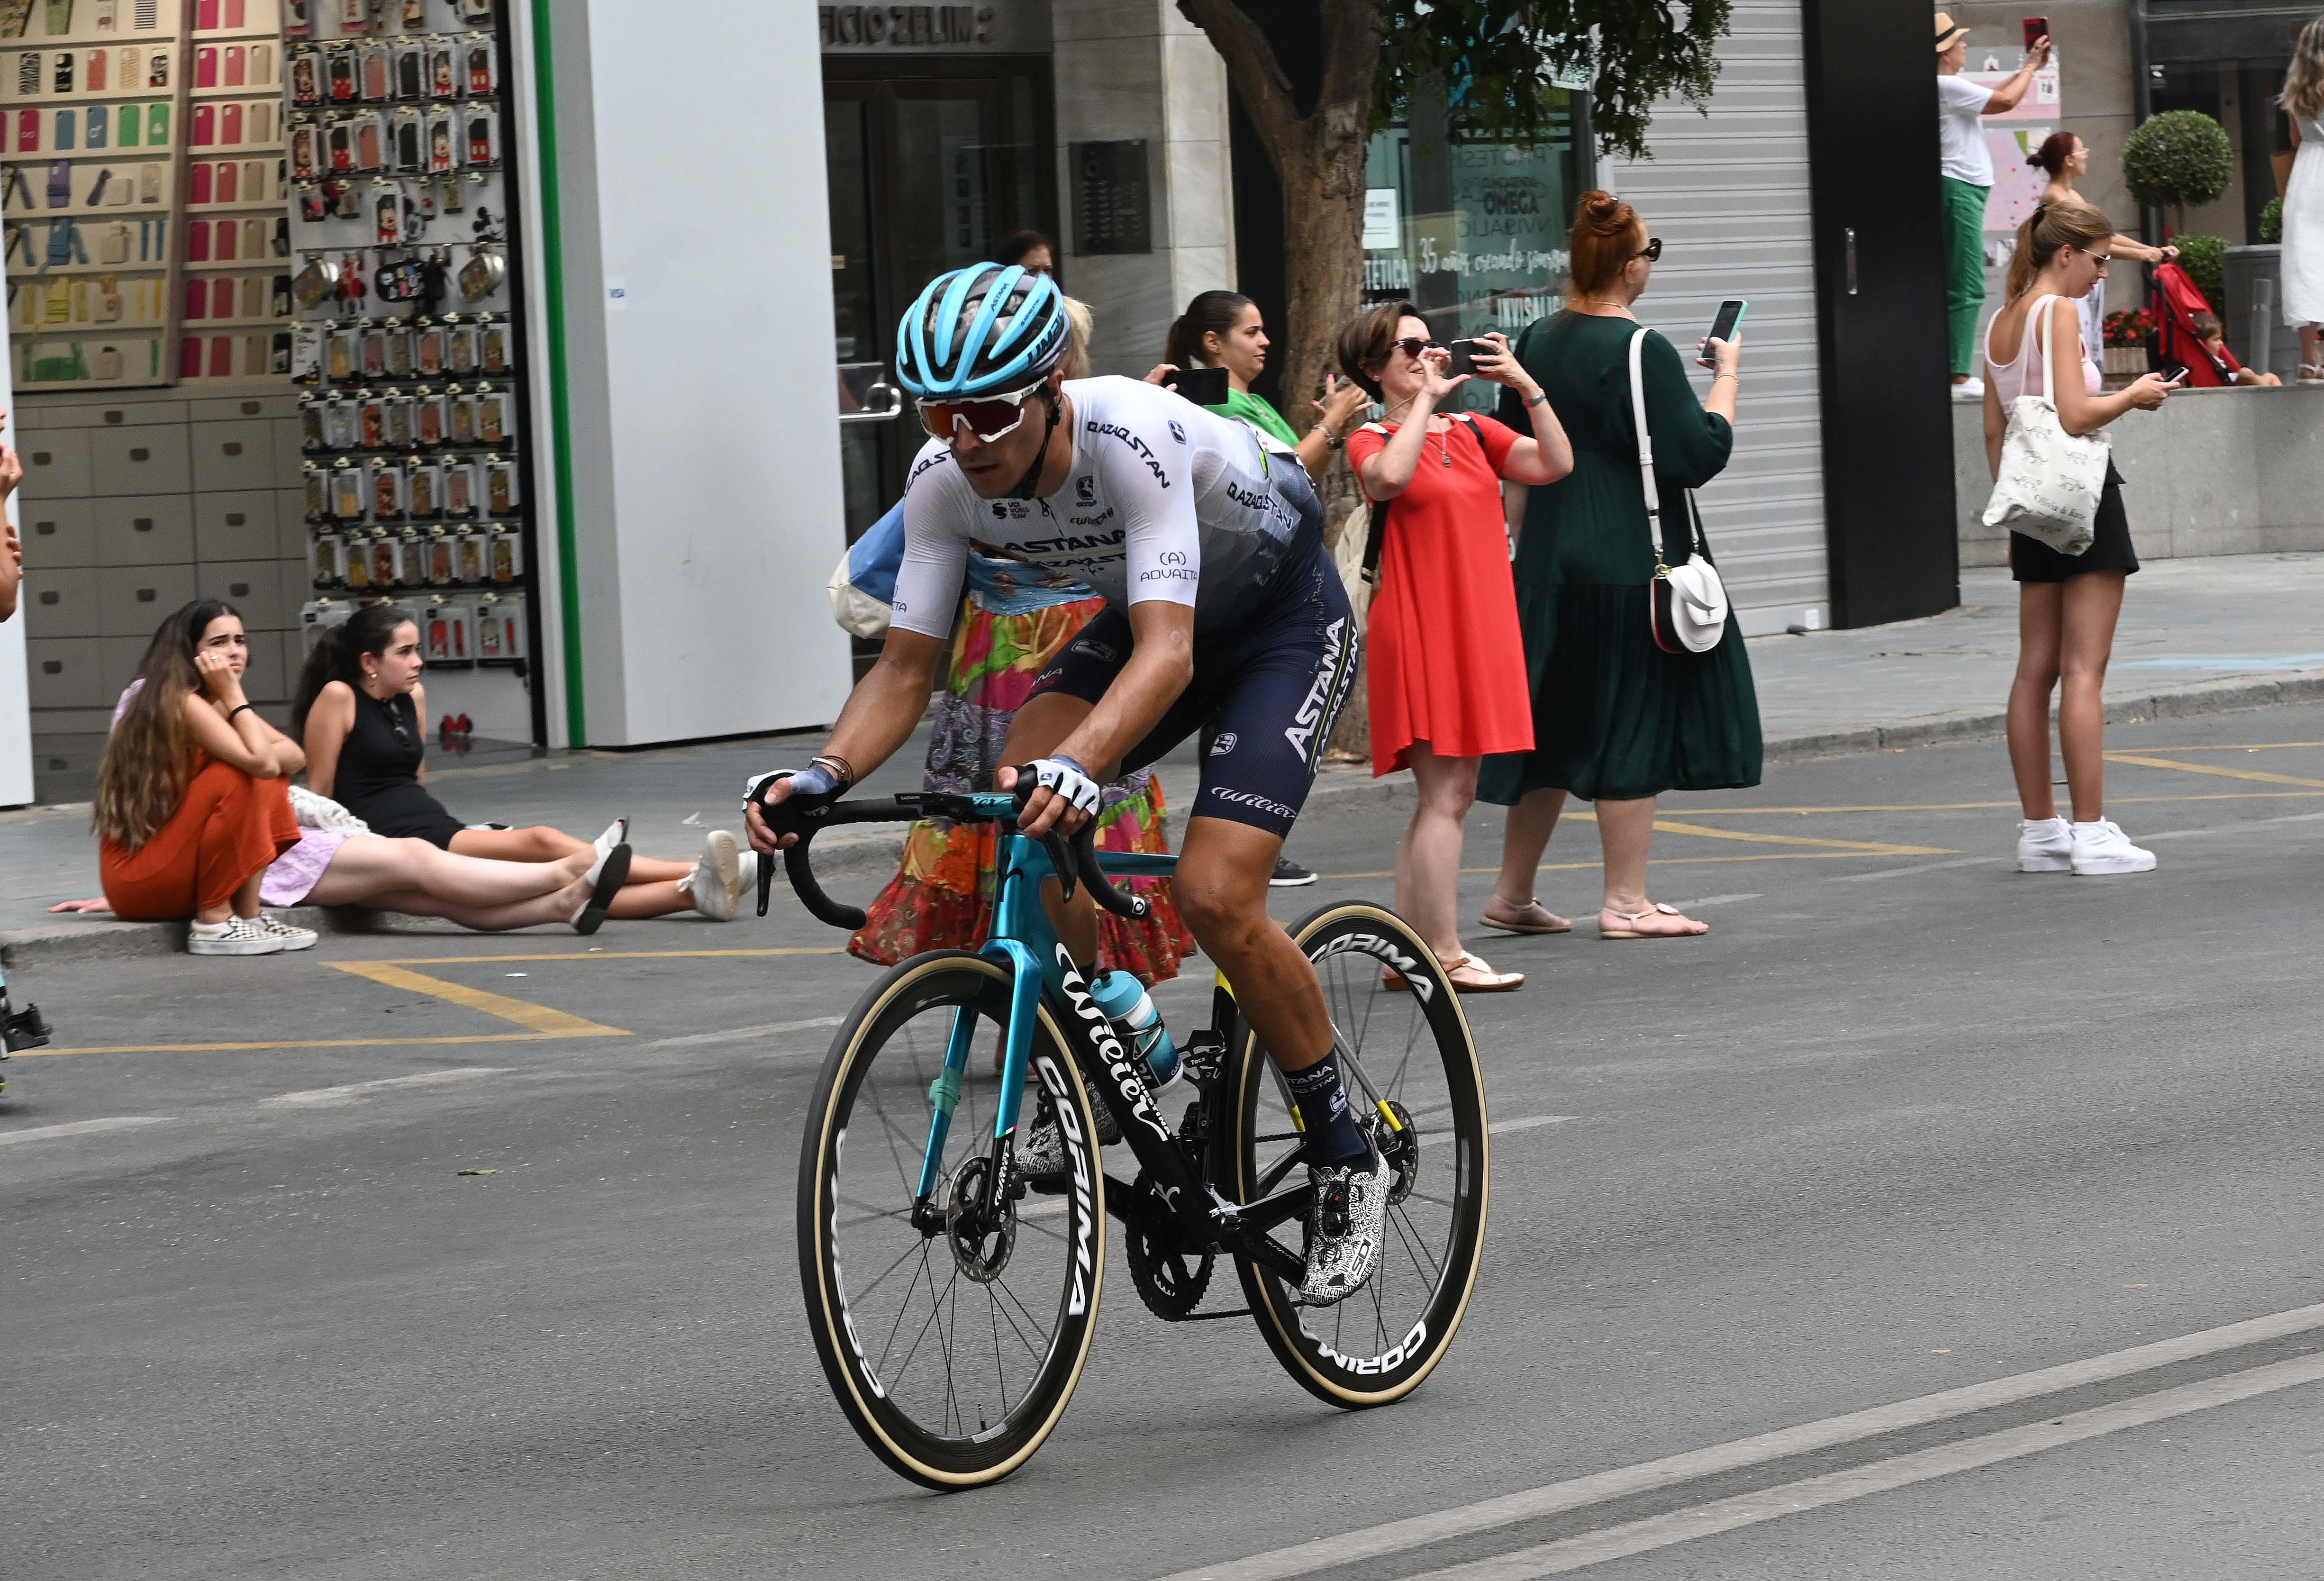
798, 950, 1106, 1488
1228, 903, 1488, 1406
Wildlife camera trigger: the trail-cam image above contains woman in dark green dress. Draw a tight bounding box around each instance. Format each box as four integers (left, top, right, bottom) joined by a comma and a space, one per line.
1478, 191, 1762, 941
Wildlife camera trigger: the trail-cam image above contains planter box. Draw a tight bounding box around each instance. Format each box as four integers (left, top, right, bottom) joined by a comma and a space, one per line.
2225, 245, 2300, 384
2102, 346, 2146, 376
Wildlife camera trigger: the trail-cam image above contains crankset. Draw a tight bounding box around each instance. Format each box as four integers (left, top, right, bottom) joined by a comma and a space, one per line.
1124, 1170, 1214, 1320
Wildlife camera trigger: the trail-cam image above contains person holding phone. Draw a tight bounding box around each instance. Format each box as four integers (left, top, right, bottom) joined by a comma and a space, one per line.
1335, 302, 1573, 990
1937, 12, 2052, 399
1152, 291, 1370, 489
1983, 199, 2176, 876
1477, 191, 1761, 943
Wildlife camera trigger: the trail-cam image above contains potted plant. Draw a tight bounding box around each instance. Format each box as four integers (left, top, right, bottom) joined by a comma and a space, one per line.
2122, 111, 2234, 236
2102, 308, 2156, 376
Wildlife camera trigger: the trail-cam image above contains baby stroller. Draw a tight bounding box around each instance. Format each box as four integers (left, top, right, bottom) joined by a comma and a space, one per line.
2147, 260, 2238, 386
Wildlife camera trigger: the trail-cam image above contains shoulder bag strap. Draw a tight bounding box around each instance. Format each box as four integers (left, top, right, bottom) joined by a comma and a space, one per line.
1627, 326, 1706, 568
1356, 420, 1389, 584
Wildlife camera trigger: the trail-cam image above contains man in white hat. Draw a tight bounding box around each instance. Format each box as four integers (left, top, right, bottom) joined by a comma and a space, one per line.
1936, 11, 2051, 399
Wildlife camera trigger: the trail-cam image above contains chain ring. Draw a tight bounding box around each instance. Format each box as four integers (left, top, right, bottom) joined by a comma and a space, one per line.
944, 1156, 1016, 1283
1124, 1171, 1214, 1320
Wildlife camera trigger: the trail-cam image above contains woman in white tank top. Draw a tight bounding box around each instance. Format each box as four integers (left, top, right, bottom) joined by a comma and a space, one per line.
1981, 200, 2175, 877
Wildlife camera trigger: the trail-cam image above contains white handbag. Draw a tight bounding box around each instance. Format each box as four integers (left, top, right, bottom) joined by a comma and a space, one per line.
1981, 294, 2108, 555
826, 546, 891, 640
1628, 327, 1729, 655
289, 784, 370, 834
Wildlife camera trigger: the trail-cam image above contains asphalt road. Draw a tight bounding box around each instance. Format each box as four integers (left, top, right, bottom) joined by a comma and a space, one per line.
9, 704, 2324, 1580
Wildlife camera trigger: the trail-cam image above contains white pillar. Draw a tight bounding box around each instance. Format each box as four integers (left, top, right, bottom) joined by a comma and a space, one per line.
527, 0, 853, 747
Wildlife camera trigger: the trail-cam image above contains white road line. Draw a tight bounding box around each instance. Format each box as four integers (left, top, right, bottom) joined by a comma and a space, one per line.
0, 1116, 176, 1146
2141, 809, 2324, 841
1665, 893, 1760, 910
259, 1067, 511, 1109
1829, 856, 2002, 883
1404, 1353, 2324, 1580
645, 1015, 844, 1051
1150, 1299, 2324, 1581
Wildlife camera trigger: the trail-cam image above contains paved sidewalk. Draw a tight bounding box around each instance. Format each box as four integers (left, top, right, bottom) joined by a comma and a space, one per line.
8, 553, 2324, 964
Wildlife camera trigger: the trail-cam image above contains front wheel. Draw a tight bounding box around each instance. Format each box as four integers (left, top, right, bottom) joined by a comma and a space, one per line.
797, 949, 1107, 1488
1227, 902, 1489, 1407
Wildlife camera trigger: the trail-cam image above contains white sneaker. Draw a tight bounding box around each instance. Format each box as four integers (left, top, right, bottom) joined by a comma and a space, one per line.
688, 829, 740, 921
2016, 817, 2072, 872
187, 916, 285, 956
2070, 819, 2156, 875
254, 912, 318, 951
733, 847, 758, 911
1950, 377, 1986, 401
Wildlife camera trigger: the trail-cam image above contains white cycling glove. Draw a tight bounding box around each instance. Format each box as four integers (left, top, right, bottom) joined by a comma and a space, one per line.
1027, 755, 1102, 818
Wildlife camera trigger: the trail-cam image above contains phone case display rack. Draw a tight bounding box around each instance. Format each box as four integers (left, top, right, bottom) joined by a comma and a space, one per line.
287, 0, 533, 687
0, 0, 211, 388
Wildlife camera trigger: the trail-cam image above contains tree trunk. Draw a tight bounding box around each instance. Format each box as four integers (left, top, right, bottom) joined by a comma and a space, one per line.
1177, 0, 1382, 761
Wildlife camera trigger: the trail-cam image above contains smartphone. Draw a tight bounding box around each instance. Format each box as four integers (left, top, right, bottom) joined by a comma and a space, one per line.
1161, 365, 1229, 406
2163, 365, 2191, 385
1697, 299, 1747, 367
1445, 337, 1484, 378
2023, 17, 2049, 50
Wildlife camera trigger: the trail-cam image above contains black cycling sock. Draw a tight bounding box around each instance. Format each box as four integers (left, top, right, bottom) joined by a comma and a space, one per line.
1284, 1049, 1372, 1169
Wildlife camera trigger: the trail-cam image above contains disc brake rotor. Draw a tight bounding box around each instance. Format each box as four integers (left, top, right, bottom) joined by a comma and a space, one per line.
944, 1156, 1015, 1283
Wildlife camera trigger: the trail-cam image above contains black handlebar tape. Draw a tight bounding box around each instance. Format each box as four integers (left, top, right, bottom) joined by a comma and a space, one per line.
785, 839, 869, 932
1072, 818, 1150, 921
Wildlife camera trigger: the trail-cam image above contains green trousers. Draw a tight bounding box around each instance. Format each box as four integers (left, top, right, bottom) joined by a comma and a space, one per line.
1941, 176, 1991, 377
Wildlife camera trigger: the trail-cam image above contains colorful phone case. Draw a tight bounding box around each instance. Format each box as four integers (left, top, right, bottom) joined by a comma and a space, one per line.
466, 43, 491, 94
223, 43, 243, 85
184, 276, 207, 319
327, 46, 352, 101
188, 160, 211, 202
83, 101, 103, 145
226, 0, 244, 27
190, 101, 212, 146
208, 335, 233, 378
464, 112, 490, 164
361, 40, 387, 100
214, 159, 235, 200
218, 101, 240, 145
195, 44, 216, 86
16, 108, 37, 152
196, 0, 219, 29
245, 100, 267, 141
143, 99, 163, 142
327, 121, 348, 170
145, 46, 164, 86
85, 45, 104, 87
182, 336, 203, 378
51, 106, 70, 148
214, 215, 234, 255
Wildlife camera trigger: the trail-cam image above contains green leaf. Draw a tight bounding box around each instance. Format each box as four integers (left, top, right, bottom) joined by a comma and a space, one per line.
2121, 110, 2233, 210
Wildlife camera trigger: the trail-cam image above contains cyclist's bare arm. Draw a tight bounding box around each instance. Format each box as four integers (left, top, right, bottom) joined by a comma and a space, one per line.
1006, 600, 1194, 838
744, 627, 947, 853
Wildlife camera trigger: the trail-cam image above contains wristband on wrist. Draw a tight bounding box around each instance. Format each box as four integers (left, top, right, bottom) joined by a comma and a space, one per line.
809, 752, 856, 789
227, 702, 256, 721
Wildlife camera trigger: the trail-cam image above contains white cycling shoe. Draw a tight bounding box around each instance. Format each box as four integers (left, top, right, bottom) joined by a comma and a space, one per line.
1300, 1149, 1392, 1306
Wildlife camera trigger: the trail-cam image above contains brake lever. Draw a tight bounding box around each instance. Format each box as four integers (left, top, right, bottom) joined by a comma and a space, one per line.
749, 775, 787, 918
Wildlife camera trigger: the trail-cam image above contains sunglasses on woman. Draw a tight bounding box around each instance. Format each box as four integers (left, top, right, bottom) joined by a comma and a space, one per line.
1637, 237, 1663, 262
914, 380, 1047, 444
1388, 336, 1444, 360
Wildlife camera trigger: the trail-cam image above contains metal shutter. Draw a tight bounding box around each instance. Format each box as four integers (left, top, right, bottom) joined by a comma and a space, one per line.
1605, 0, 1827, 636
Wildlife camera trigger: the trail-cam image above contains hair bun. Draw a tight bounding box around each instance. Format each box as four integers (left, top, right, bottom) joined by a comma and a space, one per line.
1576, 189, 1629, 235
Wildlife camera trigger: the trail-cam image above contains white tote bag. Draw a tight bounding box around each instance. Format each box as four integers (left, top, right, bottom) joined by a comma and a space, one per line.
1981, 294, 2109, 556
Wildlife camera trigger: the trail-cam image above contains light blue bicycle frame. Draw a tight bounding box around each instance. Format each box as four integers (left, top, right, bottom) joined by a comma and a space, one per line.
909, 792, 1183, 1202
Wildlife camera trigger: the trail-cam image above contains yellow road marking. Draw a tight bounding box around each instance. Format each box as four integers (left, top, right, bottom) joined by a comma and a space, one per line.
329, 961, 630, 1037
1598, 791, 2324, 815
18, 1033, 565, 1058
1321, 852, 1902, 880
363, 947, 847, 965
2110, 742, 2324, 753
1644, 819, 1951, 856
2102, 754, 2324, 790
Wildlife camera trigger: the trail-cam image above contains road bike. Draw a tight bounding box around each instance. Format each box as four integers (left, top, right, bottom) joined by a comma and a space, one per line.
755, 783, 1489, 1489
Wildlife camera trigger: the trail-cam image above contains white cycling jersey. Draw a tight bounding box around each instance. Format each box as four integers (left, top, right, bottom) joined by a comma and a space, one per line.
889, 375, 1311, 640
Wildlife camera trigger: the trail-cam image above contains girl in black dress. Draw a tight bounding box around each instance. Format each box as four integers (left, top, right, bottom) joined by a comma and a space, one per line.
291, 605, 751, 921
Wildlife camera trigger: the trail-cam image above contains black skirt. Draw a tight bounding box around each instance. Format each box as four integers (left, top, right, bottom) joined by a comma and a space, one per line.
2010, 462, 2138, 582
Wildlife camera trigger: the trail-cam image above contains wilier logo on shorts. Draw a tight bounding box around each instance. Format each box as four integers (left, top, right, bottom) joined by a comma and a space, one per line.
1075, 475, 1096, 506
1210, 732, 1238, 756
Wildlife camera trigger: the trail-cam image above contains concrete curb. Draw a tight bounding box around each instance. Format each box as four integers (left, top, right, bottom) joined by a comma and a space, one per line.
11, 666, 2324, 971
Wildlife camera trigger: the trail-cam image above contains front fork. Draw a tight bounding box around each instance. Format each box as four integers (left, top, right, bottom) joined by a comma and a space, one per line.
909, 938, 1045, 1235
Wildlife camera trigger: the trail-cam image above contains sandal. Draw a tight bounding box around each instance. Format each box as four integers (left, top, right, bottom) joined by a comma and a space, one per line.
2301, 365, 2324, 385
1479, 897, 1572, 936
1383, 950, 1525, 994
1599, 902, 1708, 940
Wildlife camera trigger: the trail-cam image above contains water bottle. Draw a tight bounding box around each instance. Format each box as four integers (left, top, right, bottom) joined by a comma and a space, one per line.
1088, 969, 1181, 1092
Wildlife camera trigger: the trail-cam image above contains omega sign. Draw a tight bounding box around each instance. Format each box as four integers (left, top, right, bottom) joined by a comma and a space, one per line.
819, 5, 1001, 48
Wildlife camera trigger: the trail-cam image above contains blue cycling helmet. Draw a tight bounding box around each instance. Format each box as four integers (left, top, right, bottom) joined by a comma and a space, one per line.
895, 264, 1069, 399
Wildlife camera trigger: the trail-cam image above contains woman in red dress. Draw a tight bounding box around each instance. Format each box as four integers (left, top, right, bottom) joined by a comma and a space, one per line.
1341, 304, 1573, 991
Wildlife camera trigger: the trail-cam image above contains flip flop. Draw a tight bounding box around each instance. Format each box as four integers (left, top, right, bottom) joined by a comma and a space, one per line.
1383, 950, 1525, 994
571, 844, 631, 935
1479, 898, 1571, 936
1599, 902, 1707, 940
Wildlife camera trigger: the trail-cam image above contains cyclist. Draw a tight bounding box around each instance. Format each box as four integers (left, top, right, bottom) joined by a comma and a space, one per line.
747, 263, 1388, 1304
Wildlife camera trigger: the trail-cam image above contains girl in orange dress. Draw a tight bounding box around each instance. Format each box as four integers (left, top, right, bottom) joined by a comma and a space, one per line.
1339, 302, 1572, 991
